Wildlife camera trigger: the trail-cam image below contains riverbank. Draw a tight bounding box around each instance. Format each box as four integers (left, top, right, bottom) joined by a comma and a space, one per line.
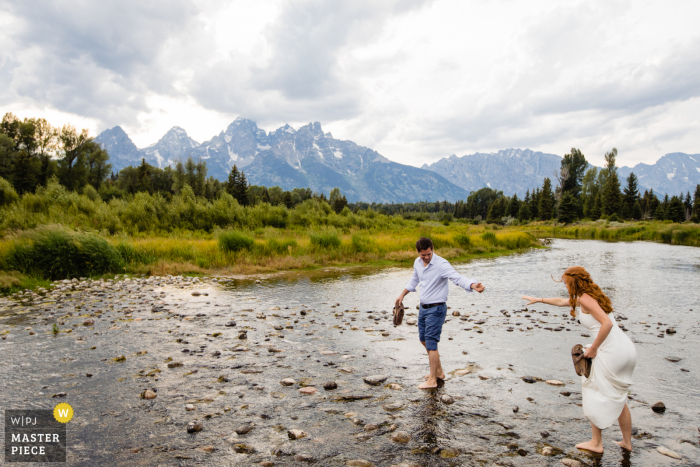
0, 224, 540, 295
1, 239, 697, 466
521, 220, 700, 246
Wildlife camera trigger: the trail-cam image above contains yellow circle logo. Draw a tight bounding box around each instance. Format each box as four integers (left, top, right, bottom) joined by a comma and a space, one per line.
53, 403, 73, 423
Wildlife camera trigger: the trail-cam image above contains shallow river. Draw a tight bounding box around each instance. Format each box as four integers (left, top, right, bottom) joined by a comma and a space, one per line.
1, 239, 699, 466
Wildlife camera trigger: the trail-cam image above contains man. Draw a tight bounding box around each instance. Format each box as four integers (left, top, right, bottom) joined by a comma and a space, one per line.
395, 237, 485, 389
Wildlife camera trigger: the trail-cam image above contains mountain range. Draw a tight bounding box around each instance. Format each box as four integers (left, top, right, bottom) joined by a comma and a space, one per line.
95, 119, 700, 202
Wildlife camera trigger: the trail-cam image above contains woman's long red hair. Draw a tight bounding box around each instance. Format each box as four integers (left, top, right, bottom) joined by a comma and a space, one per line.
561, 266, 613, 317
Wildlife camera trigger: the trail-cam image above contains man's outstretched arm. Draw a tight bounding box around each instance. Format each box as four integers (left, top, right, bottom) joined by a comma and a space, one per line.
441, 262, 485, 293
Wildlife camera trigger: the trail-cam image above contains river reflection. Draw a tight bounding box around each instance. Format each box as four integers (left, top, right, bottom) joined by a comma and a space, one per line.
0, 239, 698, 466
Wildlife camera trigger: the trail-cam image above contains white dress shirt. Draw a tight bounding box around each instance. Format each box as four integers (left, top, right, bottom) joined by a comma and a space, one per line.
405, 253, 475, 304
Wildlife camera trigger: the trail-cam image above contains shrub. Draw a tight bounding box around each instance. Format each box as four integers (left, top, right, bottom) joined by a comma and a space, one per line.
0, 177, 19, 207
351, 234, 375, 253
218, 231, 254, 252
267, 238, 297, 254
481, 231, 497, 245
310, 231, 341, 249
3, 226, 125, 280
453, 233, 472, 249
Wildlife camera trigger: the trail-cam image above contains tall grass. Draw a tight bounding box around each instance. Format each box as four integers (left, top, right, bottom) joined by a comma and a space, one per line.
1, 225, 125, 280
534, 221, 700, 247
218, 231, 254, 252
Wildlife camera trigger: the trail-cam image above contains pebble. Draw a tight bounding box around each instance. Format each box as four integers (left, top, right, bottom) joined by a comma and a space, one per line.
665, 327, 676, 334
545, 380, 565, 386
452, 311, 460, 316
665, 356, 682, 362
294, 454, 314, 462
541, 446, 553, 456
651, 401, 666, 413
363, 424, 378, 431
225, 321, 236, 327
391, 431, 411, 443
196, 445, 214, 453
320, 350, 338, 355
141, 389, 157, 400
388, 383, 402, 390
383, 402, 404, 412
521, 376, 537, 383
83, 319, 95, 325
406, 319, 417, 325
288, 429, 306, 439
185, 404, 196, 411
363, 375, 388, 386
478, 375, 490, 381
191, 291, 201, 296
440, 395, 455, 404
299, 387, 318, 395
323, 381, 338, 390
346, 460, 374, 467
187, 421, 203, 433
235, 424, 253, 435
560, 460, 582, 467
167, 361, 183, 368
657, 446, 682, 459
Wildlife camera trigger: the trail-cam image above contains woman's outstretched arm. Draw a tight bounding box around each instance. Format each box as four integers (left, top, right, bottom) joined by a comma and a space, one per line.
521, 295, 570, 307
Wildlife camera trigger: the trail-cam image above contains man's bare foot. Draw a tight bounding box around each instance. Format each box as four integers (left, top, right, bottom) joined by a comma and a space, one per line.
418, 379, 438, 389
575, 441, 604, 453
615, 441, 632, 452
423, 372, 445, 380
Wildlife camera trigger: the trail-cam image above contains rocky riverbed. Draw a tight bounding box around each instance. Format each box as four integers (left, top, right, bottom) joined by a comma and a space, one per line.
1, 239, 699, 466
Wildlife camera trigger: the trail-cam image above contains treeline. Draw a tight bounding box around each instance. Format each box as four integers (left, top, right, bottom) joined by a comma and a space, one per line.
0, 113, 350, 214
355, 148, 700, 224
1, 113, 698, 226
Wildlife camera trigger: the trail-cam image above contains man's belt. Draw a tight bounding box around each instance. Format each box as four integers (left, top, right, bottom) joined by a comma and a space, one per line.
420, 302, 445, 308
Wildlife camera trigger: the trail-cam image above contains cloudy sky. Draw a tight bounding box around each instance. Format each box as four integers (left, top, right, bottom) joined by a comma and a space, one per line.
1, 0, 699, 168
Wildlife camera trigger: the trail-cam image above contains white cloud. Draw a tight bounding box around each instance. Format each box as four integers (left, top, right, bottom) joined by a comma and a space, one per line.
1, 0, 699, 167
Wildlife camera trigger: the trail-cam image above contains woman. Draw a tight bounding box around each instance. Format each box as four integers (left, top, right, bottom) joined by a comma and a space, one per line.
522, 266, 637, 453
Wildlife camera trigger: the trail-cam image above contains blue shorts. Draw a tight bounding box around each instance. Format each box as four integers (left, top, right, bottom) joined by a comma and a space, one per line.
418, 303, 447, 351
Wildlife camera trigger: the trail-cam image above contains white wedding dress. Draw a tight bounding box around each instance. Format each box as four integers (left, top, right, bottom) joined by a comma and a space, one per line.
579, 310, 637, 429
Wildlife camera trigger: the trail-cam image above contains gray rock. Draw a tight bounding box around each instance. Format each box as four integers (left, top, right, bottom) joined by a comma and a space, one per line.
440, 395, 455, 404
383, 402, 404, 412
665, 356, 681, 362
657, 446, 682, 459
234, 424, 253, 435
288, 429, 306, 439
363, 375, 388, 386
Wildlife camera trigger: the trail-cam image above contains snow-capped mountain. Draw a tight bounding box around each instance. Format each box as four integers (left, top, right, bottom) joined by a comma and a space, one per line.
141, 126, 199, 168
618, 153, 700, 196
95, 119, 470, 203
423, 149, 700, 197
94, 126, 143, 170
96, 120, 699, 201
422, 149, 563, 197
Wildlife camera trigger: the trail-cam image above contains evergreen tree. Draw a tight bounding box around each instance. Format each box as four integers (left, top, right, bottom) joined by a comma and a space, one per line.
591, 192, 602, 220
622, 172, 639, 218
12, 150, 38, 195
172, 162, 186, 194
486, 196, 506, 223
667, 196, 686, 223
226, 164, 240, 196
684, 191, 692, 219
557, 192, 577, 223
329, 187, 348, 213
507, 194, 520, 218
538, 178, 555, 220
517, 202, 530, 221
601, 148, 621, 217
581, 167, 598, 219
136, 158, 152, 193
235, 169, 248, 206
631, 200, 643, 219
657, 194, 669, 220
283, 191, 293, 209
529, 188, 540, 220
692, 185, 700, 220
262, 187, 271, 204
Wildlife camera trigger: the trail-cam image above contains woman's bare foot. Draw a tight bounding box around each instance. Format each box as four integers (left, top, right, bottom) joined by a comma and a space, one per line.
418, 379, 438, 389
576, 440, 604, 453
615, 440, 632, 451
